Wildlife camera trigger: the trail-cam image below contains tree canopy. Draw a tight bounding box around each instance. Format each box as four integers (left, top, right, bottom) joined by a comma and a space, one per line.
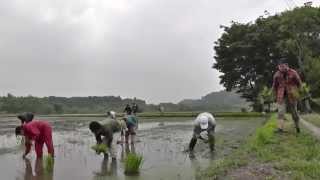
213, 6, 320, 109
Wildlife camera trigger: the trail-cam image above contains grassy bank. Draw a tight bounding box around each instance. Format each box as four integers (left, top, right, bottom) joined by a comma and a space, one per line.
201, 114, 320, 180
0, 112, 262, 118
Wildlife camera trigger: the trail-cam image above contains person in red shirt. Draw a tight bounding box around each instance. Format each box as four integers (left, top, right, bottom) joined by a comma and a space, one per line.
272, 59, 302, 133
15, 120, 54, 158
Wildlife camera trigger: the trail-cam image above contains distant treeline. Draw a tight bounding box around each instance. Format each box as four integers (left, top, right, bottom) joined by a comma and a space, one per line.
0, 91, 248, 114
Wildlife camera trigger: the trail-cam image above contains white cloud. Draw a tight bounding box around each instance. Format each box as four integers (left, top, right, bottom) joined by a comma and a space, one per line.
0, 0, 313, 103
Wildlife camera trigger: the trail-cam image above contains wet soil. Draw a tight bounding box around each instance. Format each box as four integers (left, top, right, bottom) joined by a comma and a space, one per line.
0, 116, 264, 180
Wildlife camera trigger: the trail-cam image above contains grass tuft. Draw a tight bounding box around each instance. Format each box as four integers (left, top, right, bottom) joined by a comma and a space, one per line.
44, 155, 54, 172
124, 153, 143, 175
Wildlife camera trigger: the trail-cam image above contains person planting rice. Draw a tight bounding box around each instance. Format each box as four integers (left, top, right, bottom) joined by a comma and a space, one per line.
15, 120, 54, 159
124, 115, 138, 144
188, 112, 216, 153
89, 119, 126, 160
272, 58, 302, 133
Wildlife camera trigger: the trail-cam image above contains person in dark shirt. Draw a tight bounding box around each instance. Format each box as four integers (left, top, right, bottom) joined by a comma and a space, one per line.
89, 119, 126, 160
124, 104, 132, 115
132, 103, 139, 115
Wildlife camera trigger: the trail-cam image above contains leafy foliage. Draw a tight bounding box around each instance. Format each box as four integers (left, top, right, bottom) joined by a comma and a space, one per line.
258, 86, 274, 104
214, 7, 320, 110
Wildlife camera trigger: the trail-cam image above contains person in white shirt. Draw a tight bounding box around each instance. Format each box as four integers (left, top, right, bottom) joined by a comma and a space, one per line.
107, 111, 116, 119
189, 112, 216, 152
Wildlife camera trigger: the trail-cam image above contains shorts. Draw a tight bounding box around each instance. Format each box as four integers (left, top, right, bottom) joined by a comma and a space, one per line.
126, 126, 136, 135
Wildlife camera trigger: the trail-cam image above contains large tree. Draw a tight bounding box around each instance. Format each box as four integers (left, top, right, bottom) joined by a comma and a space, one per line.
213, 6, 320, 110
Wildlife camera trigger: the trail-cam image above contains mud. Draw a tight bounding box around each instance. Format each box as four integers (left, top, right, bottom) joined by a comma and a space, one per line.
0, 116, 264, 180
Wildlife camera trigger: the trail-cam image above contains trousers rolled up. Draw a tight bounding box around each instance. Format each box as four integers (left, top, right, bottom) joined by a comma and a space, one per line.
189, 129, 215, 151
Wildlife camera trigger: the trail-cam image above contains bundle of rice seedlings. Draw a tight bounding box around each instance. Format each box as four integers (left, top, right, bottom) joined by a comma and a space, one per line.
43, 155, 54, 172
91, 143, 108, 154
124, 153, 143, 175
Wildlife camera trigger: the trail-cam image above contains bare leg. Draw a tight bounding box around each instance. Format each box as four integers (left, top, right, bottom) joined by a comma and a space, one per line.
289, 101, 300, 133
276, 103, 286, 132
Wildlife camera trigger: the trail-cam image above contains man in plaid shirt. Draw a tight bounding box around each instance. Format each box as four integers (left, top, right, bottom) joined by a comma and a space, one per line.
272, 59, 302, 133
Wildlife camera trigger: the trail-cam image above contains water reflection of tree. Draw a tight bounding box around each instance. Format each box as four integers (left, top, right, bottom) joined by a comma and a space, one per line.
23, 158, 54, 180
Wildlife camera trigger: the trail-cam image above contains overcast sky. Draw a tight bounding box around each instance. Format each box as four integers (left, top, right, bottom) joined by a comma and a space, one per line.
0, 0, 318, 104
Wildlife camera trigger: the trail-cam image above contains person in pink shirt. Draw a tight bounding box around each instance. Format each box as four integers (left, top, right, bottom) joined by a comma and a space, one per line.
15, 120, 54, 158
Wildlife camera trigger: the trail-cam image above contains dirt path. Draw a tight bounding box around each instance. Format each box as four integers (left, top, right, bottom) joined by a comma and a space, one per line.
300, 118, 320, 139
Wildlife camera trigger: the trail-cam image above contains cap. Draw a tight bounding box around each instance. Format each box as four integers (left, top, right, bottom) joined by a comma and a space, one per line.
277, 57, 288, 65
199, 115, 209, 130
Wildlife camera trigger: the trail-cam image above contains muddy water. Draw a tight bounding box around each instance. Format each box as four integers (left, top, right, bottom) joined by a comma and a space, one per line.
0, 116, 264, 180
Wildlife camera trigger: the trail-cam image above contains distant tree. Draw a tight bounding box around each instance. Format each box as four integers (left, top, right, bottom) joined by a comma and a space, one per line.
53, 104, 63, 114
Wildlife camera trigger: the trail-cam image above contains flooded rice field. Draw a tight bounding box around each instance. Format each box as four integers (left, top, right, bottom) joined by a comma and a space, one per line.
0, 116, 264, 180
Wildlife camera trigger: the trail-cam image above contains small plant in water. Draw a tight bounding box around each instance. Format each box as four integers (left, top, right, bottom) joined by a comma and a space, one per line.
91, 144, 108, 154
124, 153, 143, 175
44, 155, 54, 172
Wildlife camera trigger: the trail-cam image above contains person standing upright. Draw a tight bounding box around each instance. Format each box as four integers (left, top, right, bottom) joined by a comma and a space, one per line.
132, 103, 139, 115
124, 104, 132, 115
272, 58, 302, 133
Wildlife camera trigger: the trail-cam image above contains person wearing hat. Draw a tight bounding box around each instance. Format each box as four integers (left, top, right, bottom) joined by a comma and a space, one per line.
272, 58, 302, 133
107, 111, 116, 120
188, 112, 216, 152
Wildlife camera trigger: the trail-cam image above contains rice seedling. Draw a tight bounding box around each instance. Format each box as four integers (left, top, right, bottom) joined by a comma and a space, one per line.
43, 155, 54, 172
124, 153, 143, 175
91, 144, 108, 154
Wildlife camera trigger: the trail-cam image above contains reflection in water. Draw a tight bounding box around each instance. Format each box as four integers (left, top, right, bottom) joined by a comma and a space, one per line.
23, 158, 54, 180
189, 151, 215, 180
93, 157, 117, 179
121, 143, 136, 162
189, 156, 202, 180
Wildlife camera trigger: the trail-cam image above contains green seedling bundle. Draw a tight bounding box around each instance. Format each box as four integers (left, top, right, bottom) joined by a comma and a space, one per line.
124, 153, 143, 175
91, 144, 108, 154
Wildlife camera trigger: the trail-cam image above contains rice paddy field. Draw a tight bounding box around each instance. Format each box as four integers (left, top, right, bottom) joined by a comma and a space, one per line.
0, 115, 264, 180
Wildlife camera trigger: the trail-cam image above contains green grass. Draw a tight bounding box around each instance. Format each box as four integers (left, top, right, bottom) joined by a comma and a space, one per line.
201, 114, 320, 180
91, 144, 108, 154
124, 153, 143, 175
43, 155, 54, 172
